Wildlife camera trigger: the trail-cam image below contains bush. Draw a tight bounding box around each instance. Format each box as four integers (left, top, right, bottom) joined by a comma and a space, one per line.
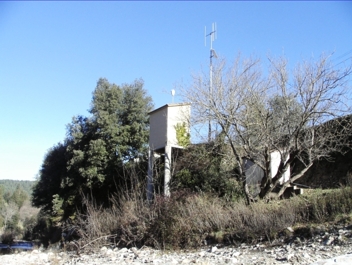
38, 185, 352, 251
300, 187, 352, 223
1, 231, 15, 244
171, 144, 244, 201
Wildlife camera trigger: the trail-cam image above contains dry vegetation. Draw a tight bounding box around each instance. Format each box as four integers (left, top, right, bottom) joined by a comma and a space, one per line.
70, 185, 352, 251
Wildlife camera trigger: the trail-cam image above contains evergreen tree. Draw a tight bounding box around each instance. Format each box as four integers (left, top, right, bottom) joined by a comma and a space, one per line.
32, 142, 67, 213
32, 78, 153, 220
10, 185, 28, 210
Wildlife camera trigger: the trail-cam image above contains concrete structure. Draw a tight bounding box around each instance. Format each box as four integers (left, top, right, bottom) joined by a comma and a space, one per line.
147, 103, 191, 200
244, 151, 290, 186
270, 150, 290, 185
243, 150, 297, 198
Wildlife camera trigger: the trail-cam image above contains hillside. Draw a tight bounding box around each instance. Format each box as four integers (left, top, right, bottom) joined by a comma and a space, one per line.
0, 179, 36, 197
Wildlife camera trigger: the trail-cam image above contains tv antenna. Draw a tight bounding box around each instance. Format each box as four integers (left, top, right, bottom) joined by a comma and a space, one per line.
171, 89, 175, 103
205, 22, 218, 142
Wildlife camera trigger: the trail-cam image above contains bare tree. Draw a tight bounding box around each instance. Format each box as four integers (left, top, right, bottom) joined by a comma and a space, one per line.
181, 54, 352, 204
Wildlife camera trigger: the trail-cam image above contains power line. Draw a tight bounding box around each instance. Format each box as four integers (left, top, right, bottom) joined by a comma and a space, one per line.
328, 49, 352, 70
333, 56, 352, 68
332, 49, 352, 63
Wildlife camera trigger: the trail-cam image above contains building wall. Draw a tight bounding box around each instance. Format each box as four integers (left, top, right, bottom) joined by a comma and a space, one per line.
166, 104, 191, 147
149, 103, 191, 151
270, 150, 290, 184
148, 103, 191, 197
149, 107, 167, 150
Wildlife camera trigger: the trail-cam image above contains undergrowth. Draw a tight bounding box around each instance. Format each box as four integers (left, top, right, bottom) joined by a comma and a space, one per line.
72, 186, 352, 250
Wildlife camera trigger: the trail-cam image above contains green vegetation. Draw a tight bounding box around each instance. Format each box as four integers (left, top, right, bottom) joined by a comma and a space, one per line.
32, 78, 153, 221
0, 180, 39, 242
1, 59, 349, 251
0, 180, 34, 196
170, 142, 243, 201
175, 122, 190, 148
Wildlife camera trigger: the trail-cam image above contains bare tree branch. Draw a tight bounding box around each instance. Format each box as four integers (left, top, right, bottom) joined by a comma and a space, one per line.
180, 53, 352, 203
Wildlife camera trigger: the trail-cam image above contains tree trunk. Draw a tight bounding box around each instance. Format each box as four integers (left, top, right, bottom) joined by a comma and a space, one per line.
276, 162, 313, 198
243, 179, 255, 205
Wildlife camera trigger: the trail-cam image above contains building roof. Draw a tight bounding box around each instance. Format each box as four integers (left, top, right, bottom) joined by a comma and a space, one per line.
148, 102, 191, 115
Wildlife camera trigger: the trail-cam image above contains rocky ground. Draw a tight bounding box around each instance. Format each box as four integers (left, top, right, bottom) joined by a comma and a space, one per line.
1, 223, 352, 265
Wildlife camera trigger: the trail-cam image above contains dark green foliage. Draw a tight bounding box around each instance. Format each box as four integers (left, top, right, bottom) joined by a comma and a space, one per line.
89, 78, 152, 163
29, 210, 62, 247
32, 78, 153, 221
171, 143, 244, 201
32, 142, 67, 213
22, 215, 38, 241
1, 231, 15, 245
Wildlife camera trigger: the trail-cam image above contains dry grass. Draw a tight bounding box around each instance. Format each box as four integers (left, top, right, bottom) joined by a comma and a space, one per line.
73, 186, 352, 250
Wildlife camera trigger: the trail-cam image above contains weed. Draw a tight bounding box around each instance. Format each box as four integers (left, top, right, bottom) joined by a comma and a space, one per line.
64, 186, 352, 250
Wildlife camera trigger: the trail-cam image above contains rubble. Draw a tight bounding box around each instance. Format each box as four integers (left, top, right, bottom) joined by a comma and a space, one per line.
1, 223, 351, 265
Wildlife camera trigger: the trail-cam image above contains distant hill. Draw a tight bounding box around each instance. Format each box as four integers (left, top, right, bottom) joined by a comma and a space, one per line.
0, 179, 36, 197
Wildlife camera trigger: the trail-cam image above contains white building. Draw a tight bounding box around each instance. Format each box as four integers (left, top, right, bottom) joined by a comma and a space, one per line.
270, 150, 290, 185
147, 103, 191, 199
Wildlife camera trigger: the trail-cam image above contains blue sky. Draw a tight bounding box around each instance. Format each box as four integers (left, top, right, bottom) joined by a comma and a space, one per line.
0, 1, 351, 181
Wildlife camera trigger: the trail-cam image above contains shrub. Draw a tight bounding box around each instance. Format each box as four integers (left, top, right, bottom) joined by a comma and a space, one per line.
302, 187, 352, 223
1, 231, 15, 244
44, 186, 352, 251
171, 144, 244, 201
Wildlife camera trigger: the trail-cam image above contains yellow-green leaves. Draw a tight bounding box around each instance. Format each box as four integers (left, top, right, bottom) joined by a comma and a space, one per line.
175, 122, 190, 148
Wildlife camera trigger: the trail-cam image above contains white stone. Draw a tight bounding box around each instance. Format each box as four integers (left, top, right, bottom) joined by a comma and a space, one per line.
287, 253, 295, 261
309, 254, 352, 265
287, 227, 294, 233
225, 257, 238, 264
100, 246, 108, 254
198, 251, 206, 257
210, 246, 218, 253
106, 248, 114, 256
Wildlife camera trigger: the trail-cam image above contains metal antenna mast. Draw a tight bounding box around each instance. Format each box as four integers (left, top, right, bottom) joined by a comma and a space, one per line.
205, 22, 218, 142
